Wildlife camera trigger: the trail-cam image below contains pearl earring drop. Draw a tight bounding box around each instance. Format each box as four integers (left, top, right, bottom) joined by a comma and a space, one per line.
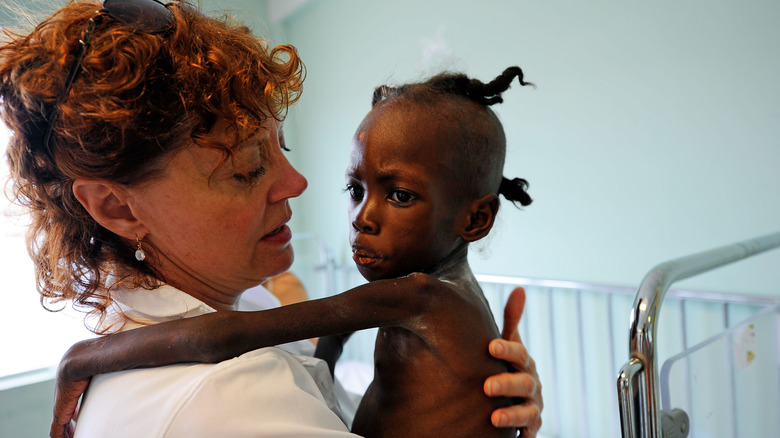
135, 237, 146, 261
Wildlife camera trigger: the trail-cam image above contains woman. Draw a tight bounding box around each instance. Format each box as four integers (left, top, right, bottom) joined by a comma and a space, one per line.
0, 1, 542, 437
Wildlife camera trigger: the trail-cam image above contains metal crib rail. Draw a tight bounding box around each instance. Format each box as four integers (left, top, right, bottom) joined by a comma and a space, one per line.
617, 231, 780, 438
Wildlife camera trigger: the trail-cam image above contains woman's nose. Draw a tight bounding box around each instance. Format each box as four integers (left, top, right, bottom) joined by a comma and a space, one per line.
270, 155, 308, 203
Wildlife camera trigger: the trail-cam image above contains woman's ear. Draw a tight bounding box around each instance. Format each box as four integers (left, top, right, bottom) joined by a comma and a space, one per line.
72, 179, 147, 240
460, 194, 499, 242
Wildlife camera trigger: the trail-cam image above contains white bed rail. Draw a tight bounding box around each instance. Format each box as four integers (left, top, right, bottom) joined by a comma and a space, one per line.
617, 231, 780, 438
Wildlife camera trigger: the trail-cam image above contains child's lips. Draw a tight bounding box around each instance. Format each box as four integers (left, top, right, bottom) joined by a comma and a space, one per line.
352, 245, 383, 267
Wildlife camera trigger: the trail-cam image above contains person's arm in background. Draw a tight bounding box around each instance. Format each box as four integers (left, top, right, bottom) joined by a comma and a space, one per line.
264, 272, 310, 307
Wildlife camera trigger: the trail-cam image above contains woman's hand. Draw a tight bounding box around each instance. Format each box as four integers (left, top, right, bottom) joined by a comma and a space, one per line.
485, 287, 543, 438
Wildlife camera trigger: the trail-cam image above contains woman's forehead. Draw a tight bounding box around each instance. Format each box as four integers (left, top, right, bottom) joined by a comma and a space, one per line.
174, 118, 281, 173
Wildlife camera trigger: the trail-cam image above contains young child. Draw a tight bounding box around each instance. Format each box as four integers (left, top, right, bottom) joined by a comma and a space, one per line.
54, 66, 534, 438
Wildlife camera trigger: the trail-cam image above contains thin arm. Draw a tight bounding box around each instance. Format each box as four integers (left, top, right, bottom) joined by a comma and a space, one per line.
58, 273, 440, 383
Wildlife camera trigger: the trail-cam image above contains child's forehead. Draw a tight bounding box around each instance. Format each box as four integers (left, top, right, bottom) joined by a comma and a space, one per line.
354, 103, 466, 171
349, 135, 458, 189
359, 101, 451, 147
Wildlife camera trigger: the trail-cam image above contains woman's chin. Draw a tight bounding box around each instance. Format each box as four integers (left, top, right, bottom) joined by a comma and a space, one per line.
257, 248, 294, 279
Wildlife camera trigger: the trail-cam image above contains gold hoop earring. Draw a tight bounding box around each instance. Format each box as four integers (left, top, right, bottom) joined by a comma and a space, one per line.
135, 237, 146, 261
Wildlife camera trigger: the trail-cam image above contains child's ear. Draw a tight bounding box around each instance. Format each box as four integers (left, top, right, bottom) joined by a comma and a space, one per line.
460, 194, 499, 242
72, 179, 148, 240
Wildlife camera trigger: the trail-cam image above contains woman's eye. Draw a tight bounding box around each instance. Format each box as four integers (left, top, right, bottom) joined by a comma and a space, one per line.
234, 166, 266, 185
388, 190, 417, 204
346, 184, 364, 201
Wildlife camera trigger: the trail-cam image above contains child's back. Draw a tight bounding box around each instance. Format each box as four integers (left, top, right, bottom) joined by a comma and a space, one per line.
352, 272, 512, 437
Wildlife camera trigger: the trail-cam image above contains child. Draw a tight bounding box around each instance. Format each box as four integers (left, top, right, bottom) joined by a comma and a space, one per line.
54, 66, 534, 438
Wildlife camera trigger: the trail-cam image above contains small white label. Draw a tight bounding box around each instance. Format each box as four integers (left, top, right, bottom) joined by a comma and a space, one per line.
733, 323, 757, 371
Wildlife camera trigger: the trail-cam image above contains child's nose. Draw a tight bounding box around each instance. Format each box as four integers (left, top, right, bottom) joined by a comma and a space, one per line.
351, 203, 378, 234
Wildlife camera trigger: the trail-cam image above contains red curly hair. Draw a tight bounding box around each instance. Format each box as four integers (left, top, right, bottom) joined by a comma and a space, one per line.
0, 1, 305, 331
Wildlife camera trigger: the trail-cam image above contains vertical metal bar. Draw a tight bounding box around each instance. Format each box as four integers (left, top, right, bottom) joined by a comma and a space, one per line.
498, 283, 507, 335
618, 358, 643, 438
681, 300, 693, 422
724, 303, 738, 438
522, 287, 531, 351
680, 300, 688, 353
547, 287, 561, 437
575, 290, 590, 435
607, 292, 621, 436
775, 308, 780, 438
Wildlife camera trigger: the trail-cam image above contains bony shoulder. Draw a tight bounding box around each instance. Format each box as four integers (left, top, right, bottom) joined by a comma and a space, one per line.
399, 272, 441, 290
398, 272, 461, 301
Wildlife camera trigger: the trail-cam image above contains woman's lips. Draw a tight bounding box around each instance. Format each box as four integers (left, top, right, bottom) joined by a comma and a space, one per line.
352, 246, 383, 267
261, 224, 292, 244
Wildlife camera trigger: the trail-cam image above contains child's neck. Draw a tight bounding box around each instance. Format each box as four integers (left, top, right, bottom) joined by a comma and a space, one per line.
427, 243, 477, 288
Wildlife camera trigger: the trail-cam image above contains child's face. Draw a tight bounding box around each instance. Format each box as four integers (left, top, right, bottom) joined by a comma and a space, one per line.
346, 101, 466, 281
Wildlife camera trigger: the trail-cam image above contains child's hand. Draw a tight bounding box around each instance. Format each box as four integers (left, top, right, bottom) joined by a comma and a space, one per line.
484, 287, 543, 438
50, 341, 93, 438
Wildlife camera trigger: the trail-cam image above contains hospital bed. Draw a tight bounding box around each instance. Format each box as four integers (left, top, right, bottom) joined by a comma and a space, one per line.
618, 231, 780, 438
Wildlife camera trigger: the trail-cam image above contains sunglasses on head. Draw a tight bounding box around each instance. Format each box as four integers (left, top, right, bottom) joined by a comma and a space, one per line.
41, 0, 182, 156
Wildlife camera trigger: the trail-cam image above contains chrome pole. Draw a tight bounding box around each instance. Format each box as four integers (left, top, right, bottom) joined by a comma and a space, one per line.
619, 231, 780, 437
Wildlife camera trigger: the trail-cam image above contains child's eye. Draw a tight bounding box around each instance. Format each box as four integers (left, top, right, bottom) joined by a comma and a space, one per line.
234, 166, 266, 185
345, 183, 364, 201
388, 189, 417, 204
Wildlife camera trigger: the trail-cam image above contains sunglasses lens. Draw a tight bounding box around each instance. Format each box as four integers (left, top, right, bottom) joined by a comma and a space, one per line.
102, 0, 175, 33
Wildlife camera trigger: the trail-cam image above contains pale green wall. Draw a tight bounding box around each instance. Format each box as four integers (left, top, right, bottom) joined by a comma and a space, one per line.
6, 1, 773, 294
1, 2, 777, 437
267, 0, 780, 296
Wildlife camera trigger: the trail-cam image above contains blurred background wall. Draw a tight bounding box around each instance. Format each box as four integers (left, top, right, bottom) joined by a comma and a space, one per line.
241, 0, 779, 296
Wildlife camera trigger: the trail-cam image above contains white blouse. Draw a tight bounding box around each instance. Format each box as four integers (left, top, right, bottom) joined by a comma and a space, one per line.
73, 284, 361, 437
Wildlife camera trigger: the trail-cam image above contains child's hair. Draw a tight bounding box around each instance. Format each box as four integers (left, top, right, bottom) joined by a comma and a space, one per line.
371, 66, 533, 208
